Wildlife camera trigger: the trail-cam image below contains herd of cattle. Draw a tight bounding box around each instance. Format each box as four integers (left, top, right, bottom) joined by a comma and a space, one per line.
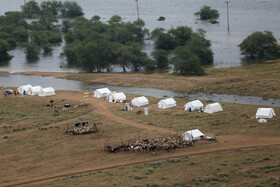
105, 136, 194, 153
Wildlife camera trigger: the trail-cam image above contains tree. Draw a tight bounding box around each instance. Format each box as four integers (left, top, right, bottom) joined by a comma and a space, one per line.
151, 49, 169, 69
21, 0, 41, 18
61, 1, 84, 18
0, 39, 12, 61
24, 42, 40, 59
195, 6, 219, 21
185, 34, 213, 65
40, 1, 63, 16
239, 31, 280, 60
171, 46, 205, 76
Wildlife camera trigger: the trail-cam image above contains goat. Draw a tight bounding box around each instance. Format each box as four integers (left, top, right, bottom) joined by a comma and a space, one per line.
50, 100, 54, 104
75, 123, 81, 127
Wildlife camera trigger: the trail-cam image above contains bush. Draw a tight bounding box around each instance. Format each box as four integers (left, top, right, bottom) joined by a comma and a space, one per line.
157, 16, 165, 21
239, 31, 280, 60
24, 42, 40, 59
195, 6, 219, 20
0, 39, 12, 61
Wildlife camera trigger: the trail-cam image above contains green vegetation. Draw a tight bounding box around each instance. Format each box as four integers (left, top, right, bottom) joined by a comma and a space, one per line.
0, 39, 12, 61
195, 6, 219, 24
0, 1, 84, 62
239, 31, 280, 60
157, 16, 165, 21
150, 26, 213, 75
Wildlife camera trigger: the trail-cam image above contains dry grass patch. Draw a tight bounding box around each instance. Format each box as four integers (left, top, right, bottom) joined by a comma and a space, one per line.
31, 146, 280, 187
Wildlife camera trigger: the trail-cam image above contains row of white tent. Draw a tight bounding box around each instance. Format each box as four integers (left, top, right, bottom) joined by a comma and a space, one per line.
17, 84, 56, 97
93, 87, 223, 113
93, 87, 277, 118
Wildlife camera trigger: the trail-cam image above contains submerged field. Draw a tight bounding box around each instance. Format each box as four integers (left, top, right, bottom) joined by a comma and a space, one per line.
0, 89, 279, 186
19, 60, 280, 99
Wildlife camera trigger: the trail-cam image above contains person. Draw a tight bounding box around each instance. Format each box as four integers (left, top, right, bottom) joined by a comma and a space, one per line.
200, 107, 204, 113
14, 90, 17, 96
125, 103, 128, 111
129, 102, 133, 111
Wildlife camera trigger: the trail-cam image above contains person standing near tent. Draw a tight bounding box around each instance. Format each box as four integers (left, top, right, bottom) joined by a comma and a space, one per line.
129, 102, 133, 111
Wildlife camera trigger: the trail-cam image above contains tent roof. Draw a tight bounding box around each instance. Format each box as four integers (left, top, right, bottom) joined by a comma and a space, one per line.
96, 88, 111, 94
184, 100, 203, 107
42, 87, 55, 92
256, 108, 275, 116
158, 98, 176, 105
133, 96, 149, 103
113, 92, 126, 99
184, 129, 204, 137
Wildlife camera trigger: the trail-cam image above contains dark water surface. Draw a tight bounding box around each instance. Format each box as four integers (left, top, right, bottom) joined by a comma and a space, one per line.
1, 74, 279, 107
0, 0, 279, 72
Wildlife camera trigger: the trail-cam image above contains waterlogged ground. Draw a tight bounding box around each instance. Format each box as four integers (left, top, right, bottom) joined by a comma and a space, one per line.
0, 0, 280, 72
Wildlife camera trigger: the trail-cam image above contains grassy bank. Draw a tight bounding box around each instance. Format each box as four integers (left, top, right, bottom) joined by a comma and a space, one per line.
56, 60, 280, 99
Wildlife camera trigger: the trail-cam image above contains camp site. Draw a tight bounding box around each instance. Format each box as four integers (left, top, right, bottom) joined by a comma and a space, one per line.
1, 0, 280, 186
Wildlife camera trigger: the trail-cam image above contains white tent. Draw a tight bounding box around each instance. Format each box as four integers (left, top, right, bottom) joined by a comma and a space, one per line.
109, 92, 126, 103
158, 98, 176, 109
94, 87, 111, 98
182, 129, 204, 141
18, 84, 32, 95
38, 87, 56, 97
204, 102, 223, 114
184, 100, 203, 111
27, 86, 42, 96
131, 96, 149, 107
256, 108, 276, 119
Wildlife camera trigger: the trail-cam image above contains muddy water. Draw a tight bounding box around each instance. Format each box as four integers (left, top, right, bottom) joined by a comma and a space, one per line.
0, 0, 279, 72
1, 74, 279, 107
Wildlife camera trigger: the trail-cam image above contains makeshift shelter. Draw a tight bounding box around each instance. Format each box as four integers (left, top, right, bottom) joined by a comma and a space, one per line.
158, 98, 176, 109
182, 129, 204, 141
94, 88, 111, 98
256, 108, 276, 119
184, 100, 203, 111
131, 96, 149, 107
27, 86, 42, 95
109, 92, 126, 103
204, 102, 223, 114
38, 87, 56, 97
18, 84, 32, 95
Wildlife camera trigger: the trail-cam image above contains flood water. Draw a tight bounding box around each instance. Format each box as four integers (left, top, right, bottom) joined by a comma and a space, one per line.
1, 74, 279, 107
0, 0, 279, 72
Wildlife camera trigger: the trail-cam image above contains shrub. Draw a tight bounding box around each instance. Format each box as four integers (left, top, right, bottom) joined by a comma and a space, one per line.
239, 31, 280, 60
145, 168, 153, 175
195, 6, 219, 20
157, 16, 165, 21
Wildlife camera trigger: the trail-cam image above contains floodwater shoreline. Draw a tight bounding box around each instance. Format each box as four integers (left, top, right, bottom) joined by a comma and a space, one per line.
1, 72, 279, 107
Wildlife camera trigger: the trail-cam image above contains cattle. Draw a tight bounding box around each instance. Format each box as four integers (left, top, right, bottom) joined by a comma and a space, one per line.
50, 100, 54, 104
64, 104, 71, 108
82, 122, 89, 126
75, 123, 81, 127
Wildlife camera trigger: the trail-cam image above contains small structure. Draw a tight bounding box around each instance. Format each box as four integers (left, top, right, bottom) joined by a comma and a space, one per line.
131, 96, 149, 107
144, 108, 149, 115
204, 102, 223, 114
184, 100, 203, 111
256, 108, 276, 119
38, 87, 56, 97
109, 92, 126, 103
158, 98, 176, 109
182, 129, 204, 141
94, 88, 111, 98
18, 84, 32, 95
27, 86, 42, 95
